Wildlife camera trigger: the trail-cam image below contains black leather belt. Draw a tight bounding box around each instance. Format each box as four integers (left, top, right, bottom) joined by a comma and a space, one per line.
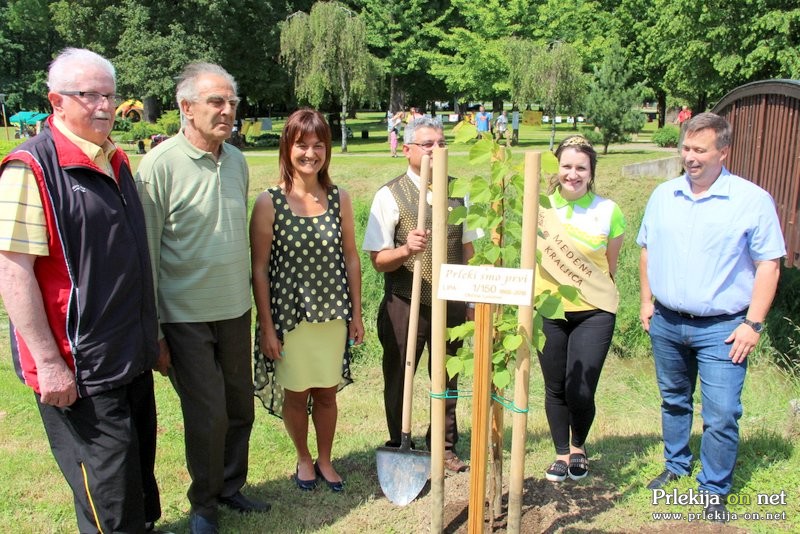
655, 301, 739, 320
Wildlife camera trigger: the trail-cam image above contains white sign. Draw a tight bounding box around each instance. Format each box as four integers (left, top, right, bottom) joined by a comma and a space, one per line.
437, 265, 534, 306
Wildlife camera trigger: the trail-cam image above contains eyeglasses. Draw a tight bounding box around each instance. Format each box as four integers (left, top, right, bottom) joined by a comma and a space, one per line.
59, 91, 120, 107
408, 140, 447, 150
202, 95, 241, 109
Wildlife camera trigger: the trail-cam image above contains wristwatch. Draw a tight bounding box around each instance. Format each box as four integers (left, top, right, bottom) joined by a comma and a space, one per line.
742, 318, 764, 334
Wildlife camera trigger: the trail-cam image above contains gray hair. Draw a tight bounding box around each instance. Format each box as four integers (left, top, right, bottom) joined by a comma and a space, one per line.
175, 62, 237, 108
47, 48, 115, 91
404, 116, 442, 144
683, 112, 732, 148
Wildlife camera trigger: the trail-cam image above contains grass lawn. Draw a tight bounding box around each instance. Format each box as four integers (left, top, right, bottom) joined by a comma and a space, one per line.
1, 119, 798, 533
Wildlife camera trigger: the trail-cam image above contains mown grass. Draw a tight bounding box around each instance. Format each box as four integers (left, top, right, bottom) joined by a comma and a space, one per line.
1, 120, 798, 533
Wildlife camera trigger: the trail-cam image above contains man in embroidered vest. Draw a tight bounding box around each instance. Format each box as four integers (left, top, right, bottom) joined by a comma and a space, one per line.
135, 63, 268, 534
363, 117, 480, 473
638, 112, 785, 522
0, 48, 164, 533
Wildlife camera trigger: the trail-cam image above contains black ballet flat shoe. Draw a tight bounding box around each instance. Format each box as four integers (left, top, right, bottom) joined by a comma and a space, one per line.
314, 461, 344, 492
294, 464, 317, 491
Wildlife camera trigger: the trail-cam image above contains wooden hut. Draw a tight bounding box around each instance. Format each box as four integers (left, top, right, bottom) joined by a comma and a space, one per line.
712, 79, 800, 268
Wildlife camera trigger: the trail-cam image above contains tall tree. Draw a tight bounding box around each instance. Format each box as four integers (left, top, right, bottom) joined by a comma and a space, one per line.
584, 41, 644, 154
424, 0, 538, 108
281, 1, 381, 152
508, 40, 587, 149
355, 0, 449, 112
0, 0, 62, 113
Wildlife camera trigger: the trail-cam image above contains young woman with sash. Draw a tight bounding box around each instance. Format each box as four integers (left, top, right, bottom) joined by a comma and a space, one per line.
535, 135, 625, 482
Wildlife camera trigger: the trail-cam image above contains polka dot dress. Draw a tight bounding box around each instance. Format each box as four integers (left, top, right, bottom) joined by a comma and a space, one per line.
253, 185, 354, 416
267, 185, 352, 329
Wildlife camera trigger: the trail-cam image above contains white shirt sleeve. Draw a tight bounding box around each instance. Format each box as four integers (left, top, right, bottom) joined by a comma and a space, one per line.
362, 186, 400, 251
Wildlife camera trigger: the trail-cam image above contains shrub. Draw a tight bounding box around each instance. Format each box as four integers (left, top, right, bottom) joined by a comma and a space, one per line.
579, 127, 604, 147
653, 125, 680, 147
156, 110, 181, 136
249, 132, 281, 148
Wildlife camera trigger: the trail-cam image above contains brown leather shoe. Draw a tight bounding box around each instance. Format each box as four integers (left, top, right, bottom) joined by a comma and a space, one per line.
444, 451, 469, 473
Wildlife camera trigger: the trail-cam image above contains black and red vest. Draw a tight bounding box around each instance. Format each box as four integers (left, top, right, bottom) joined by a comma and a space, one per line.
0, 117, 157, 397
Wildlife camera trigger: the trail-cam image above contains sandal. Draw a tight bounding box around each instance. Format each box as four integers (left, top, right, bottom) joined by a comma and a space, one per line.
568, 452, 588, 480
545, 460, 568, 482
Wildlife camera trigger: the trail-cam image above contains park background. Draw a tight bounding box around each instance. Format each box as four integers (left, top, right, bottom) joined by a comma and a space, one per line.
1, 0, 799, 532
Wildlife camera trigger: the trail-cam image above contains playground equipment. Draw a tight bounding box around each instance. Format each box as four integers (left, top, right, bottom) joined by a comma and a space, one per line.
115, 99, 143, 122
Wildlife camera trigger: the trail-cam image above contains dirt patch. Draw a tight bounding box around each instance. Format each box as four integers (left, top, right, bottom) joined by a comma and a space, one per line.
409, 472, 748, 533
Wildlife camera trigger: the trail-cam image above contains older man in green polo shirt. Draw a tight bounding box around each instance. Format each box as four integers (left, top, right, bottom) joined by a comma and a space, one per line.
135, 62, 268, 534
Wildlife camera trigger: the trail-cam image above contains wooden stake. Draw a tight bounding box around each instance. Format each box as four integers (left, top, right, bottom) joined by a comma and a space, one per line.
507, 152, 541, 533
430, 147, 448, 533
468, 302, 494, 534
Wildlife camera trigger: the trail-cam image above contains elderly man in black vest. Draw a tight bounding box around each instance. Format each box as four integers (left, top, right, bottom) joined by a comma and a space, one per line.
0, 48, 164, 533
363, 117, 480, 473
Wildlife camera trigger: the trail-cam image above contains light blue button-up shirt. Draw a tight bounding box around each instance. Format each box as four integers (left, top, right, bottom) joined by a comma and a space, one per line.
637, 168, 786, 316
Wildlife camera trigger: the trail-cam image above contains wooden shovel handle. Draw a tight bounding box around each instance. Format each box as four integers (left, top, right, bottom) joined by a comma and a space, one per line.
400, 155, 430, 435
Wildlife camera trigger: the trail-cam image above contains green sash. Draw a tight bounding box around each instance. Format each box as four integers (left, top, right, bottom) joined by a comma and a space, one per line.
537, 206, 619, 313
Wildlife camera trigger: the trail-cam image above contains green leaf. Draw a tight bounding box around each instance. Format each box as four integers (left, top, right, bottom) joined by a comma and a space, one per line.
492, 368, 511, 389
469, 139, 494, 165
453, 121, 478, 144
446, 355, 465, 379
537, 293, 564, 319
502, 334, 523, 351
539, 194, 552, 208
448, 205, 468, 225
557, 284, 582, 303
461, 356, 474, 378
484, 246, 501, 263
468, 176, 490, 202
450, 176, 473, 198
448, 321, 474, 341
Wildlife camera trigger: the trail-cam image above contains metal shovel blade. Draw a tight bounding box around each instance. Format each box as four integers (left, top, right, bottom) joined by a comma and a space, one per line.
376, 444, 431, 506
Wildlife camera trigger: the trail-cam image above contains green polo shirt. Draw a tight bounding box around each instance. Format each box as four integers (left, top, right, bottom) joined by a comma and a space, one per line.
135, 131, 251, 333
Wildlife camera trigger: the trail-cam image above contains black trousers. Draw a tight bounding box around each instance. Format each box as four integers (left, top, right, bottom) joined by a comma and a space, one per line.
163, 311, 254, 519
37, 371, 160, 534
538, 309, 615, 455
377, 293, 465, 451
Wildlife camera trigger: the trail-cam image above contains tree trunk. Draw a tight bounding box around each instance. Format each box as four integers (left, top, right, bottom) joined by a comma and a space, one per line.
340, 104, 348, 153
389, 75, 404, 113
549, 119, 557, 151
492, 98, 503, 114
143, 96, 161, 123
657, 90, 667, 129
340, 72, 349, 153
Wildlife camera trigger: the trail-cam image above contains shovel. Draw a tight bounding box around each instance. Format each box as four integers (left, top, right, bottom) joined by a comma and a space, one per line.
376, 155, 432, 506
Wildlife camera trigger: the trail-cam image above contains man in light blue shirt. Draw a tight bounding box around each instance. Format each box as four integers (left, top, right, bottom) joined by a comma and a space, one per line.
637, 112, 785, 522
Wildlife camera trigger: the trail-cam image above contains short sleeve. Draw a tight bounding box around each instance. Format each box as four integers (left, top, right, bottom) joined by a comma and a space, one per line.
0, 162, 48, 255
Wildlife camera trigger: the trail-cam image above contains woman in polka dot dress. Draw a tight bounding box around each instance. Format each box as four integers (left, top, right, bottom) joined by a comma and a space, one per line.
250, 109, 364, 491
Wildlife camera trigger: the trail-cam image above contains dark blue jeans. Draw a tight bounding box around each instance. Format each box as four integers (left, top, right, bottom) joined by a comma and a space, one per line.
538, 309, 616, 455
649, 303, 747, 496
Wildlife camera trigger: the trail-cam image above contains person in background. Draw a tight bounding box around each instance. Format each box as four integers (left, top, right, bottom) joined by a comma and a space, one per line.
251, 108, 364, 492
363, 117, 480, 473
475, 105, 491, 137
638, 112, 784, 522
0, 47, 165, 533
389, 110, 404, 157
535, 135, 625, 483
136, 62, 268, 534
676, 105, 692, 126
494, 110, 509, 146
